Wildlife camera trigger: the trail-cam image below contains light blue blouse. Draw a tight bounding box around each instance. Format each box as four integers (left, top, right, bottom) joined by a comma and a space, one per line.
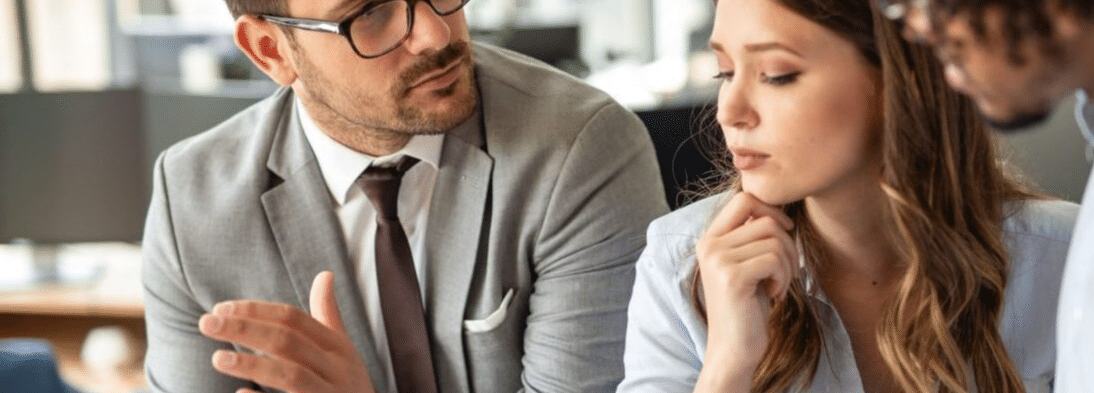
620, 195, 1078, 393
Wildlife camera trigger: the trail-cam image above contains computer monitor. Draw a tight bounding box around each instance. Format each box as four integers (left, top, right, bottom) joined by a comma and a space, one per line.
0, 89, 146, 244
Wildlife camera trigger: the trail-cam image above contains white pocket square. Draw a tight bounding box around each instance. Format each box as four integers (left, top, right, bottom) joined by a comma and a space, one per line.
463, 288, 515, 333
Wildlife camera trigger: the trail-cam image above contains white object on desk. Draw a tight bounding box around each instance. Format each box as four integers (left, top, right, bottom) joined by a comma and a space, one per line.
81, 326, 135, 374
0, 245, 37, 289
0, 242, 139, 294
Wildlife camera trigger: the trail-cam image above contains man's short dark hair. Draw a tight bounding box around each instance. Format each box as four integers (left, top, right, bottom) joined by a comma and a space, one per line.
223, 0, 288, 20
932, 0, 1094, 62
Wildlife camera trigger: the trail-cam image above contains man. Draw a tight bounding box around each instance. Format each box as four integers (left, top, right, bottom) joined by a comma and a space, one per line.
877, 0, 1094, 390
140, 0, 669, 392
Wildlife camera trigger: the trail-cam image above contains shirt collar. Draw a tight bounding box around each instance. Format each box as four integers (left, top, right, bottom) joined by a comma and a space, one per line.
794, 233, 831, 306
1076, 90, 1094, 148
295, 98, 445, 205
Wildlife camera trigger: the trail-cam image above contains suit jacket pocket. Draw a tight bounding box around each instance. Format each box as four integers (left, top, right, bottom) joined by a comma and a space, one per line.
463, 288, 524, 393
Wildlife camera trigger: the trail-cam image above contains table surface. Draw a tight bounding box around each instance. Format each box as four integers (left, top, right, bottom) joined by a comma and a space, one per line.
0, 283, 143, 318
0, 243, 147, 393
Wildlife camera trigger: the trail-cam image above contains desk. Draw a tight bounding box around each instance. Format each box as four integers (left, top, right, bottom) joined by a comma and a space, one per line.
0, 244, 147, 393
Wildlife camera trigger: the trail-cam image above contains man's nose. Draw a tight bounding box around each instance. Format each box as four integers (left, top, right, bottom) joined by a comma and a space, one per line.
402, 2, 452, 55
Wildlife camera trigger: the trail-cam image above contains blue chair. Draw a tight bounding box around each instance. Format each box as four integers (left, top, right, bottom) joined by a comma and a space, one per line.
0, 339, 80, 393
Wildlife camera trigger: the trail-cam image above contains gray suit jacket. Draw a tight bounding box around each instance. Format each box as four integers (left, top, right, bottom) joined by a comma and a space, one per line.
141, 43, 669, 393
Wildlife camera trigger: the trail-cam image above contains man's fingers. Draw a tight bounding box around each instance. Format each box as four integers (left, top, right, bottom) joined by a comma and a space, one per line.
708, 193, 793, 236
209, 300, 343, 351
211, 349, 328, 393
310, 271, 348, 336
199, 313, 338, 380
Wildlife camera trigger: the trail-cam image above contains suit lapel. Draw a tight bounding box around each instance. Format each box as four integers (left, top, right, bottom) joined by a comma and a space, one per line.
259, 98, 390, 391
424, 110, 494, 393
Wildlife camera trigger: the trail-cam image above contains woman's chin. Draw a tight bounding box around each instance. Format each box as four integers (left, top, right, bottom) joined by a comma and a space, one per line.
740, 183, 801, 207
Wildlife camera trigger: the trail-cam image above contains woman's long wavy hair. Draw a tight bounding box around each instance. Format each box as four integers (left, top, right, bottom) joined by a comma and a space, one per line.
691, 0, 1037, 391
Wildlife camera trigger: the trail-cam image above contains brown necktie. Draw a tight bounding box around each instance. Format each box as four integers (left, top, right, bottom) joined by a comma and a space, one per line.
358, 156, 437, 393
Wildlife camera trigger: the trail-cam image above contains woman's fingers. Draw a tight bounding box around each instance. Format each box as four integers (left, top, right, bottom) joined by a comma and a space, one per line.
698, 211, 800, 301
702, 246, 794, 300
707, 193, 793, 237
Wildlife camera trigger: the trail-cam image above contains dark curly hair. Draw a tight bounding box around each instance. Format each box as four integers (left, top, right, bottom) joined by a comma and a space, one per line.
929, 0, 1094, 64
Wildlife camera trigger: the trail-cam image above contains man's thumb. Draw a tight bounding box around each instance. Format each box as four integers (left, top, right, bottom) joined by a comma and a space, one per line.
310, 271, 347, 335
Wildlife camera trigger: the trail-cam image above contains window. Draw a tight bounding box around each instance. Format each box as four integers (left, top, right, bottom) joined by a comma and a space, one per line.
0, 1, 22, 92
25, 0, 112, 91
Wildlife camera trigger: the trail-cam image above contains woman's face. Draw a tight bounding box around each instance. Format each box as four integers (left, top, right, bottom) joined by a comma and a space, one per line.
712, 0, 883, 206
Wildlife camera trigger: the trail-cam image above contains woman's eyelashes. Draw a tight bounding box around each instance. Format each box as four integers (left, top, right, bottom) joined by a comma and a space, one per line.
761, 72, 801, 85
713, 70, 801, 86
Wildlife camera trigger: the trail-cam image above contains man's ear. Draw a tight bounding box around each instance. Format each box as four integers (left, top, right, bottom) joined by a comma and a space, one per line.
1048, 0, 1094, 41
234, 15, 298, 86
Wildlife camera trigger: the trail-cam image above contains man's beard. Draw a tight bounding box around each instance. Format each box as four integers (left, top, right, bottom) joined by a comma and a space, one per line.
390, 41, 477, 133
984, 108, 1052, 133
294, 40, 477, 135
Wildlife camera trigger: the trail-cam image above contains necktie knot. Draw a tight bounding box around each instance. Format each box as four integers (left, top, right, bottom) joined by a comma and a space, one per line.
359, 156, 419, 220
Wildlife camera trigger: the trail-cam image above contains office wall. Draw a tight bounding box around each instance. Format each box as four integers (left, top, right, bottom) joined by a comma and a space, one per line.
0, 90, 146, 243
998, 95, 1092, 203
140, 90, 264, 179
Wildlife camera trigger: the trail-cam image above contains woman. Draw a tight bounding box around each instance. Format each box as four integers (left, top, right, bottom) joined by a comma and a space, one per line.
618, 0, 1078, 392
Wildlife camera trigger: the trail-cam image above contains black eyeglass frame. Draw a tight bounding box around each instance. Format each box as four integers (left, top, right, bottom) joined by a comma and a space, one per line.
257, 0, 471, 59
875, 0, 929, 22
874, 0, 947, 44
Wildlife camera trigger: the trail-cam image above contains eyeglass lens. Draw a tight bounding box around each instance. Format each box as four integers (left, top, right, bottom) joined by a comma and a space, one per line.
880, 1, 909, 20
348, 0, 468, 57
877, 0, 929, 21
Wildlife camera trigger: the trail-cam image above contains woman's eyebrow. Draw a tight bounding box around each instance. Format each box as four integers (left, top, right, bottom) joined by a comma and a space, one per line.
708, 40, 804, 58
744, 42, 803, 57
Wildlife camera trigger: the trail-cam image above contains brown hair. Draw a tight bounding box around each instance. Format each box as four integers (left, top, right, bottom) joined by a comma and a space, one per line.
693, 0, 1036, 392
223, 0, 287, 20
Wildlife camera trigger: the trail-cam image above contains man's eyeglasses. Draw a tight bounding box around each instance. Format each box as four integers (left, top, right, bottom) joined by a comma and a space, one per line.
876, 0, 929, 22
258, 0, 471, 59
875, 0, 937, 42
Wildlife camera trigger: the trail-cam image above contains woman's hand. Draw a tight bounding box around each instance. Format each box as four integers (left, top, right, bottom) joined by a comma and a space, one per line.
693, 193, 797, 392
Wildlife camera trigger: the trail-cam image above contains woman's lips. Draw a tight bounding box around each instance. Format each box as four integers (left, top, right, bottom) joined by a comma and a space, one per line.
729, 147, 769, 170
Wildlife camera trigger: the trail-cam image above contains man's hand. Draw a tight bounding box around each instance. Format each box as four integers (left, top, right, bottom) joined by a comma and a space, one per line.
198, 271, 375, 393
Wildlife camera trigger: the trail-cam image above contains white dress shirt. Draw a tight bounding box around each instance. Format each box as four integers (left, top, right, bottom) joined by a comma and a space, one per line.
1056, 91, 1094, 392
620, 194, 1078, 393
297, 99, 447, 393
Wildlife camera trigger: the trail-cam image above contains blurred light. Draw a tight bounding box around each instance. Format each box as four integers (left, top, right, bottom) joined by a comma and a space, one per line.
0, 0, 22, 92
25, 0, 111, 91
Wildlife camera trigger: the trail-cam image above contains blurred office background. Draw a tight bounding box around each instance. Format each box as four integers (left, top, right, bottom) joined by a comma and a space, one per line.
0, 0, 1090, 392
